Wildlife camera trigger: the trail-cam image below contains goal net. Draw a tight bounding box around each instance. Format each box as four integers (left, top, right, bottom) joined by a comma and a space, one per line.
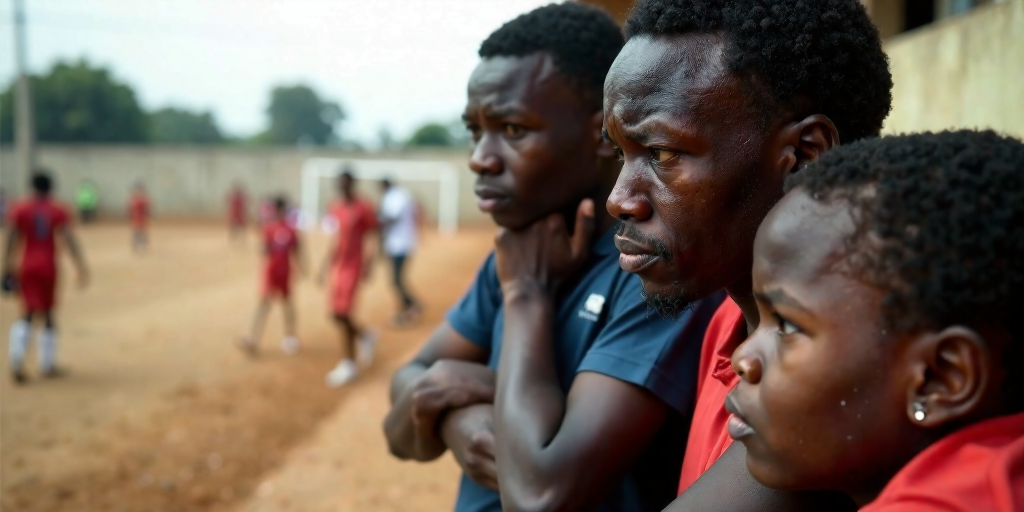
300, 157, 462, 236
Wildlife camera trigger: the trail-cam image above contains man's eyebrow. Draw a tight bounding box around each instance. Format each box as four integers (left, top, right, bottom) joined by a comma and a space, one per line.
483, 106, 525, 120
754, 289, 811, 314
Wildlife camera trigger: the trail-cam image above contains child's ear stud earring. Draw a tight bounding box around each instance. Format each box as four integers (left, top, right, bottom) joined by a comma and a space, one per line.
912, 402, 927, 422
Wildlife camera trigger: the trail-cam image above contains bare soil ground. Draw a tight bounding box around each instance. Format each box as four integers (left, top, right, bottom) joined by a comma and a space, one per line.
0, 221, 492, 511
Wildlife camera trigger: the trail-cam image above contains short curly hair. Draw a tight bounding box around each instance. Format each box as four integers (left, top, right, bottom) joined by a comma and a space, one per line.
480, 2, 624, 109
625, 0, 892, 142
787, 130, 1024, 411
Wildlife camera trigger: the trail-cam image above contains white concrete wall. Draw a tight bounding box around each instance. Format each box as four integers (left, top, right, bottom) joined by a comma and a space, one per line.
882, 0, 1024, 138
0, 146, 493, 226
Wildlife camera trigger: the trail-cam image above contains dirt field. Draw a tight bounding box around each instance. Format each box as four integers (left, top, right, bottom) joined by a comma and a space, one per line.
0, 221, 495, 512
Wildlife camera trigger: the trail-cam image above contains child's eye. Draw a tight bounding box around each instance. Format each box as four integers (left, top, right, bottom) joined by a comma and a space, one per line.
775, 314, 801, 336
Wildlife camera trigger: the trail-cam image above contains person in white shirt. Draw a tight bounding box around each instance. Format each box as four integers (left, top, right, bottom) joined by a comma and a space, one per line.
378, 178, 421, 326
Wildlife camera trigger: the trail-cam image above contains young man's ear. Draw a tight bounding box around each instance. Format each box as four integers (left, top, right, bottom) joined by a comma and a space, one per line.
775, 114, 840, 177
904, 326, 993, 428
592, 111, 617, 159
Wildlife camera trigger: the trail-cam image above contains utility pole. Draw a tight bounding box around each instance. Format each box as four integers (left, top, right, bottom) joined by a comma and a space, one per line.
13, 0, 35, 188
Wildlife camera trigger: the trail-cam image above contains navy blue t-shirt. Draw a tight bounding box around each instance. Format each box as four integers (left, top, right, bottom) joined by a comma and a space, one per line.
446, 228, 724, 512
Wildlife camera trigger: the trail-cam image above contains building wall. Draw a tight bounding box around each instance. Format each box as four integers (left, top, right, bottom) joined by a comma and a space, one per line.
0, 146, 494, 227
882, 0, 1024, 138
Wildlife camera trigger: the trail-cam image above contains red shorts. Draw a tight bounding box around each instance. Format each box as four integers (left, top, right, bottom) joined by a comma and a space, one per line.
19, 268, 57, 311
330, 264, 362, 316
262, 271, 291, 298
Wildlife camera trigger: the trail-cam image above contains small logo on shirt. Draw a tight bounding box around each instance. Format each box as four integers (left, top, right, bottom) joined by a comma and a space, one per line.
578, 293, 606, 322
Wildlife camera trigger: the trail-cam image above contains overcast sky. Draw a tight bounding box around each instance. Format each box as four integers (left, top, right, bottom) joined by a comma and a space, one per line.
0, 0, 551, 146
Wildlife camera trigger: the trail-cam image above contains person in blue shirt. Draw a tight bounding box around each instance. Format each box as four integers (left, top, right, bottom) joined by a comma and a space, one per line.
382, 4, 723, 512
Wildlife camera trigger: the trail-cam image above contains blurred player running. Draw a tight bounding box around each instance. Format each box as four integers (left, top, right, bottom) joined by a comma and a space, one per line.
128, 183, 150, 254
2, 172, 88, 383
318, 171, 378, 387
237, 196, 306, 355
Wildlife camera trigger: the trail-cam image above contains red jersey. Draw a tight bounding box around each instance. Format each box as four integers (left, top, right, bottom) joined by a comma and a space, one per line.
264, 219, 298, 281
229, 191, 247, 224
129, 193, 150, 228
330, 199, 377, 271
678, 297, 746, 493
10, 197, 70, 274
862, 413, 1024, 512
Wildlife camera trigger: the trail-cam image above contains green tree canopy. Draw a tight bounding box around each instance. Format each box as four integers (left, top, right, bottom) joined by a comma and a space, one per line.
406, 122, 454, 147
263, 84, 345, 145
148, 107, 224, 144
0, 59, 147, 143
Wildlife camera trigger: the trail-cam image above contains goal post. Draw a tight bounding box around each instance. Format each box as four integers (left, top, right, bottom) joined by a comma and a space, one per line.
300, 157, 462, 236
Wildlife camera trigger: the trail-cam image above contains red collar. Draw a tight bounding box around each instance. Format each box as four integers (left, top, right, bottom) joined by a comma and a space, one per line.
711, 308, 747, 386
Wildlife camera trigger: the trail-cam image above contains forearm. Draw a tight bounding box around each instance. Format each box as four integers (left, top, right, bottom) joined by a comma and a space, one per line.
3, 229, 17, 272
383, 363, 448, 461
494, 283, 568, 505
62, 230, 87, 274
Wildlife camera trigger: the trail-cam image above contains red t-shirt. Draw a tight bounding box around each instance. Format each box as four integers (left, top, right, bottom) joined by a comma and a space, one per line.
129, 193, 149, 228
264, 219, 297, 281
862, 413, 1024, 512
229, 191, 246, 223
330, 199, 377, 271
10, 197, 70, 274
678, 297, 746, 493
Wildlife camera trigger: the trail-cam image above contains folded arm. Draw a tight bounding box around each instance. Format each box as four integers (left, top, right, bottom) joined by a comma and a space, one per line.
383, 322, 494, 461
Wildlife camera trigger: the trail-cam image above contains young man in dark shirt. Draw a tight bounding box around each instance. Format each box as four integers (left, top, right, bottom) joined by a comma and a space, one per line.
383, 4, 722, 511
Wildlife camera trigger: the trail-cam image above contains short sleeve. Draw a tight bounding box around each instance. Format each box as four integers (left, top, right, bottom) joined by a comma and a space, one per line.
577, 276, 724, 414
445, 252, 502, 350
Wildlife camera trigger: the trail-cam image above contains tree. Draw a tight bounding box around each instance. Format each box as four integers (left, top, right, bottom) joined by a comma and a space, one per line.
406, 122, 454, 147
263, 84, 345, 146
148, 107, 224, 144
0, 59, 147, 143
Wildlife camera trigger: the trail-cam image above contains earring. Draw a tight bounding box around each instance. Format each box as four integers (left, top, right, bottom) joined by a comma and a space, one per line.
912, 402, 927, 422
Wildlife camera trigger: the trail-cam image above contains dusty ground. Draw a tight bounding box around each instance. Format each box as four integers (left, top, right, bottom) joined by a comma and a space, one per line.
0, 221, 494, 512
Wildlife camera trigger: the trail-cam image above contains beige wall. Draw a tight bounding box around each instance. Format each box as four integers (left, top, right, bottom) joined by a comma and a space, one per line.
0, 146, 494, 227
882, 0, 1024, 138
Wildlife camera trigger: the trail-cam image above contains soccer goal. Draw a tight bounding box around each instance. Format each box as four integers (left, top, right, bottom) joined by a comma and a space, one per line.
300, 157, 462, 236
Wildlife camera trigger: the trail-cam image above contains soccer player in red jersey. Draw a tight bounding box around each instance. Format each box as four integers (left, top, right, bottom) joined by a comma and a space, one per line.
2, 172, 88, 383
238, 196, 305, 356
227, 183, 248, 244
318, 171, 378, 387
728, 131, 1024, 512
128, 183, 150, 254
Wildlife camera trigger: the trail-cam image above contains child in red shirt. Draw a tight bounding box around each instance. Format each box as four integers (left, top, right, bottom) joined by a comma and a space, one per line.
317, 171, 378, 387
227, 184, 248, 244
128, 183, 150, 254
238, 196, 305, 355
728, 131, 1024, 511
2, 172, 88, 383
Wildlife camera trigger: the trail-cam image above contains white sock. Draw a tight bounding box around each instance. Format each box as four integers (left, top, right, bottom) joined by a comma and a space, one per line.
8, 320, 30, 370
39, 328, 57, 372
